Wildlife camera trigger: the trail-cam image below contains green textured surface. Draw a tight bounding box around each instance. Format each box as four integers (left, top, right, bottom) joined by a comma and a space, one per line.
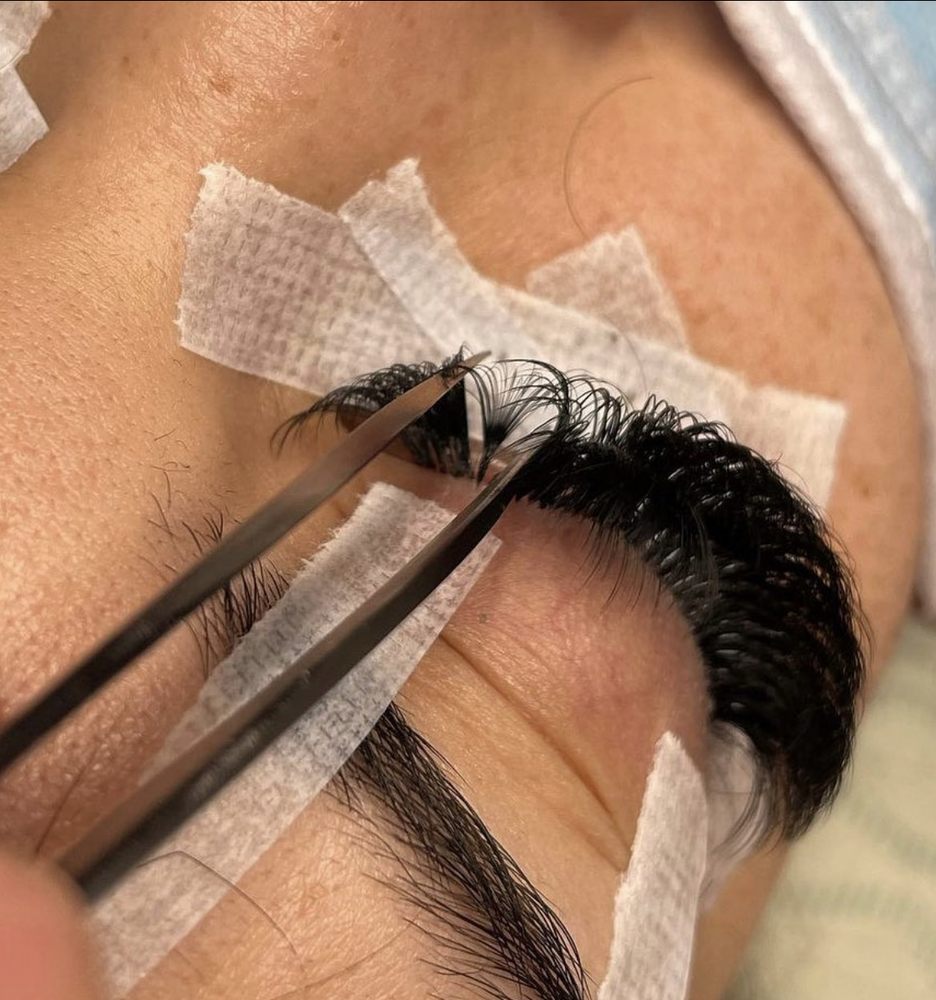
727, 617, 936, 999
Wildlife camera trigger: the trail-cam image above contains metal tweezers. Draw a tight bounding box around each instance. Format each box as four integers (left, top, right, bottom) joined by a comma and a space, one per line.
0, 352, 522, 902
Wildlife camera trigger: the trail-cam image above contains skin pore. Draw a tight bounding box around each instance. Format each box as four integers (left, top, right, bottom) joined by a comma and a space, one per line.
0, 2, 922, 997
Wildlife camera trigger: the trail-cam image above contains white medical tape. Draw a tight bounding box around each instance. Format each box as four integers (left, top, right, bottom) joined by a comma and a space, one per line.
94, 481, 500, 996
0, 0, 47, 172
597, 732, 709, 1000
0, 0, 46, 67
0, 63, 44, 170
337, 159, 529, 353
179, 159, 845, 507
525, 227, 690, 351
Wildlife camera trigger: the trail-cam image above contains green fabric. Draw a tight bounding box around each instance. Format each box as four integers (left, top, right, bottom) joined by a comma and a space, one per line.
728, 617, 936, 999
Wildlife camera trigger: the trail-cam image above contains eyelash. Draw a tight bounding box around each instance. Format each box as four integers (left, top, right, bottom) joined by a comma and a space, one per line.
280, 352, 866, 843
183, 513, 288, 676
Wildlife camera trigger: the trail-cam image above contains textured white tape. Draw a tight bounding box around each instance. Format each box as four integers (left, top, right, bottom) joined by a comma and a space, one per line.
94, 482, 499, 996
179, 159, 845, 507
0, 62, 44, 170
0, 1, 47, 172
338, 159, 529, 354
597, 733, 708, 1000
0, 0, 46, 67
526, 227, 690, 351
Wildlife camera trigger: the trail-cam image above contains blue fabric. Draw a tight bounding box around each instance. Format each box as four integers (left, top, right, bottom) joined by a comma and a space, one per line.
797, 1, 936, 244
886, 2, 936, 88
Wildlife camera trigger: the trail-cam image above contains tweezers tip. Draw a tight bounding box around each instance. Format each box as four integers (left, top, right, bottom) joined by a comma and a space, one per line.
460, 350, 491, 369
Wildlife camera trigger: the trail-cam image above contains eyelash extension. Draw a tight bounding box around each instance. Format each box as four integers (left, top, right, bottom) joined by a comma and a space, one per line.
334, 703, 590, 1000
287, 352, 867, 842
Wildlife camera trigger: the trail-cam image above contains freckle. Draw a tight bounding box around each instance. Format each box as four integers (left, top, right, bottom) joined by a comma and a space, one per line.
421, 103, 450, 129
209, 72, 235, 97
478, 612, 489, 624
331, 29, 342, 43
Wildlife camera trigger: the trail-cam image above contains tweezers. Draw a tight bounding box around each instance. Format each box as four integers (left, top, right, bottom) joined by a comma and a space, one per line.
0, 351, 526, 901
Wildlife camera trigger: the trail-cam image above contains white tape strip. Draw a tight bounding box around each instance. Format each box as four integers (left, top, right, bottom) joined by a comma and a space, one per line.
0, 0, 46, 67
525, 227, 690, 351
598, 733, 708, 1000
0, 1, 47, 171
179, 159, 845, 507
94, 482, 500, 996
338, 160, 532, 351
0, 63, 44, 170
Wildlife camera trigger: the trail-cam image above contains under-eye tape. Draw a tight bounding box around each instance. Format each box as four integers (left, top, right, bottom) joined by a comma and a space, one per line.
94, 482, 500, 996
0, 1, 47, 172
0, 0, 45, 67
179, 159, 846, 507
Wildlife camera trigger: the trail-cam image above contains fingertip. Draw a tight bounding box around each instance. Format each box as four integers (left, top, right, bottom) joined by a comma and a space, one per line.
0, 851, 102, 1000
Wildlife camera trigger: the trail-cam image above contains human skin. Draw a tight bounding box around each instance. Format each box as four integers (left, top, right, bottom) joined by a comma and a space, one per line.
0, 850, 102, 999
1, 2, 922, 997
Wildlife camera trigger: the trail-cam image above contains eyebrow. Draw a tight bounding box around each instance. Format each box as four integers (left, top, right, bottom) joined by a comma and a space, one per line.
198, 503, 589, 998
335, 703, 590, 1000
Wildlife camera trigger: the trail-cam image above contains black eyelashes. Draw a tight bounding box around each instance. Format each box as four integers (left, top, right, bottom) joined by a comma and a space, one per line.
273, 357, 477, 474
282, 352, 867, 842
184, 513, 289, 675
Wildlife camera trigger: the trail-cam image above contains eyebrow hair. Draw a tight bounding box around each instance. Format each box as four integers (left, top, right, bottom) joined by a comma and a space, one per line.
183, 511, 290, 676
334, 703, 590, 1000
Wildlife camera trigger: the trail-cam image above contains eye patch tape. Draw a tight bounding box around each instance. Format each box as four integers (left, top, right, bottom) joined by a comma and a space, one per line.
180, 158, 846, 507
0, 1, 48, 172
0, 0, 46, 66
94, 482, 499, 996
